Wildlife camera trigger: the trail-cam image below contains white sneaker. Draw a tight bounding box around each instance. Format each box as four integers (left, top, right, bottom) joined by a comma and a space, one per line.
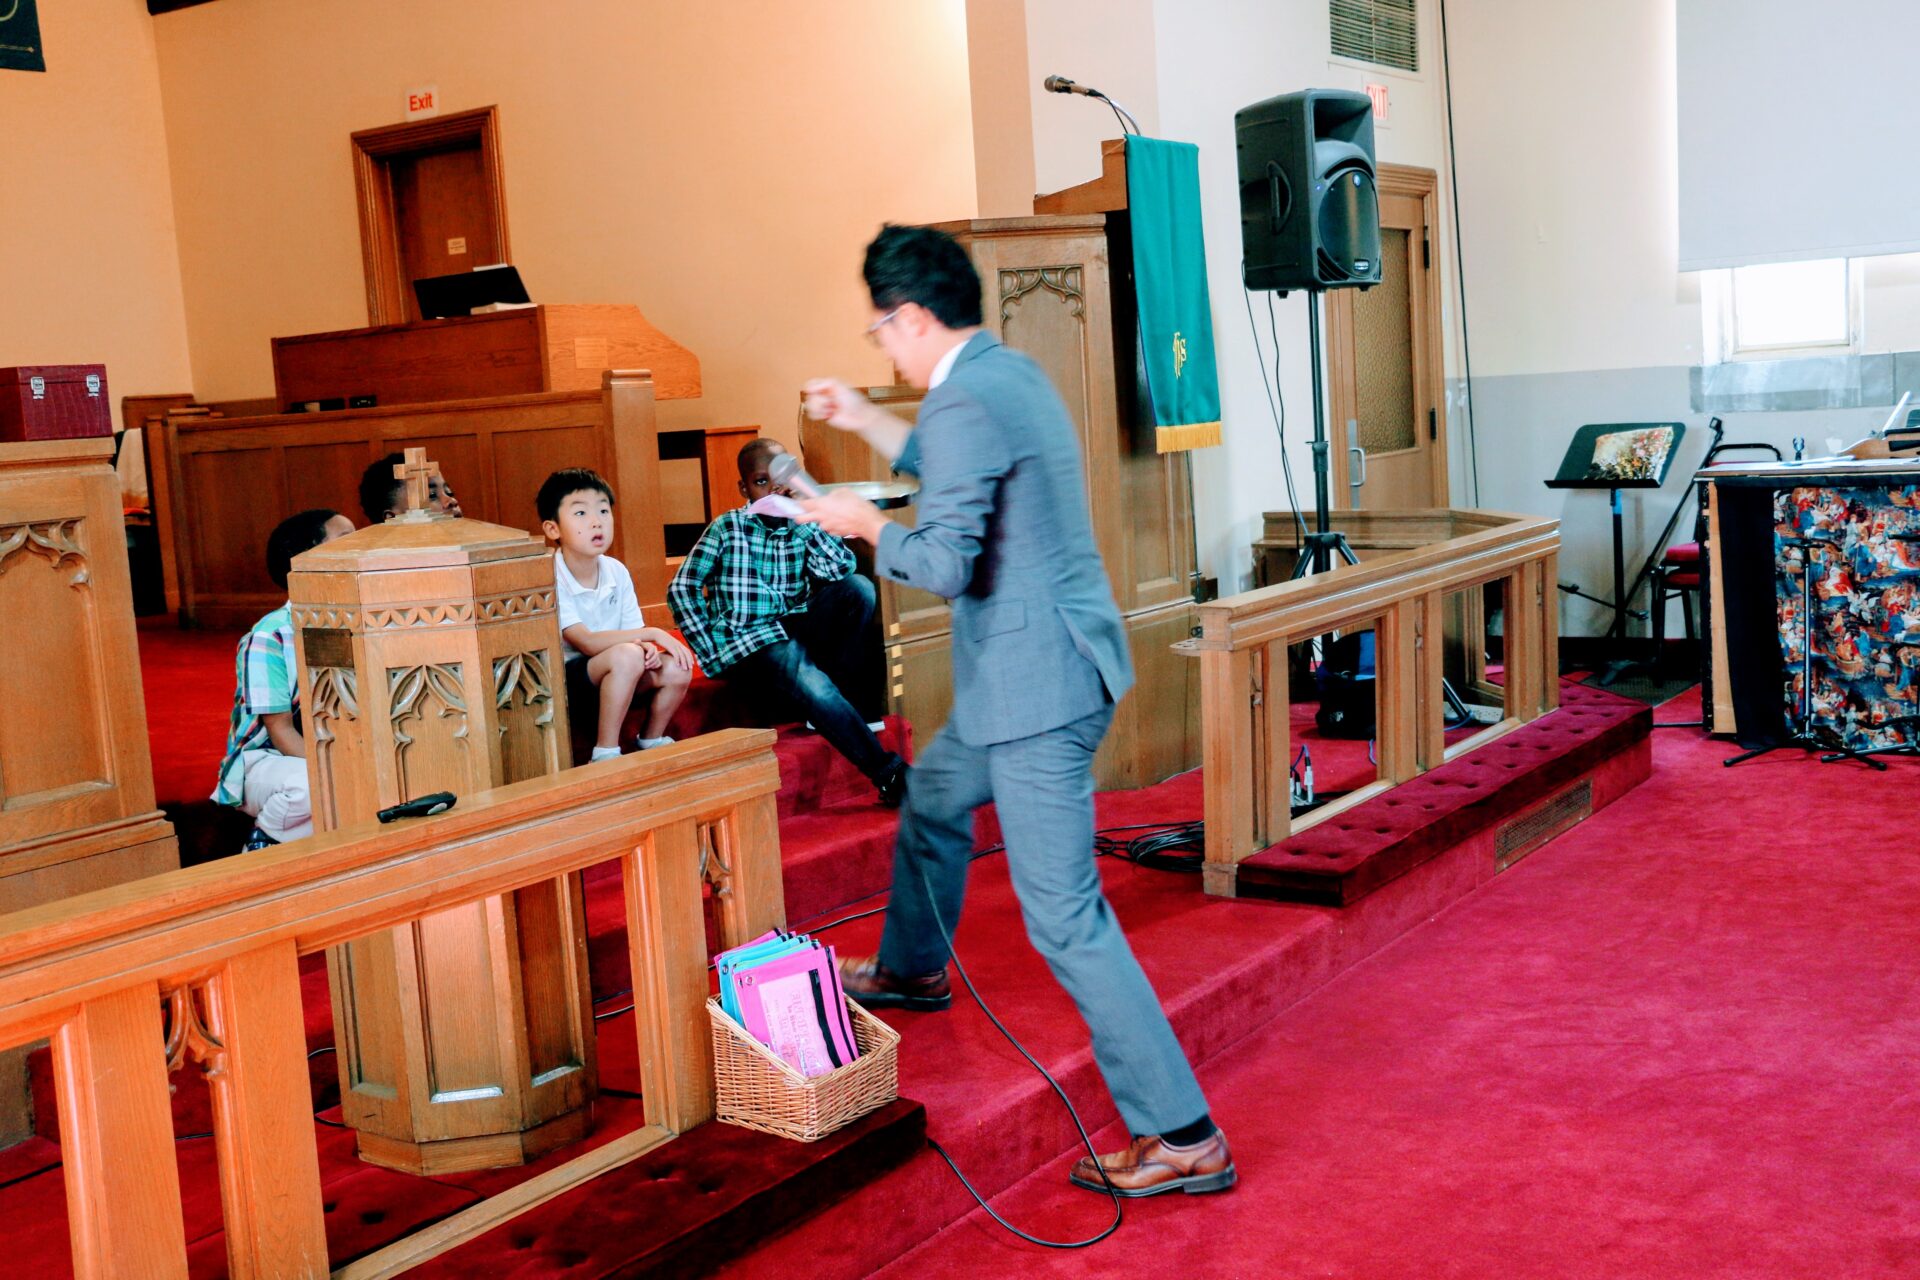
635, 735, 675, 750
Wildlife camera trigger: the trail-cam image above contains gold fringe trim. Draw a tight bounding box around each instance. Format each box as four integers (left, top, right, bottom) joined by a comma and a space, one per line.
1155, 420, 1222, 454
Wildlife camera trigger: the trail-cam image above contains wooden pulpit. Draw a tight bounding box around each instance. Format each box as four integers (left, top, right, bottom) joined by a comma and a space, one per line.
288, 465, 596, 1173
802, 152, 1204, 790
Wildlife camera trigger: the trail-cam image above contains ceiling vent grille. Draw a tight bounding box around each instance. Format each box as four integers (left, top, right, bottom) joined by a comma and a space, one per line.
1331, 0, 1418, 73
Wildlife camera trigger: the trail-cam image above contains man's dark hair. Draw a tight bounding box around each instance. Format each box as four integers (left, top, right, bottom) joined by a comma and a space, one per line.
267, 509, 341, 588
357, 452, 407, 525
737, 438, 785, 480
537, 468, 616, 523
862, 223, 983, 329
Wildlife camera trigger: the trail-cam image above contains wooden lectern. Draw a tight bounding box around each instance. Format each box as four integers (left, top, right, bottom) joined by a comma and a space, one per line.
288, 467, 595, 1173
801, 143, 1203, 789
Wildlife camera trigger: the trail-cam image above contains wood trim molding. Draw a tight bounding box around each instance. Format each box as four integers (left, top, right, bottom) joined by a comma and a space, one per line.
351, 106, 510, 327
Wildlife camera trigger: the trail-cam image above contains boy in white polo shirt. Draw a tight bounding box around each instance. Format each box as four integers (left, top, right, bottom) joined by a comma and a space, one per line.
538, 468, 693, 762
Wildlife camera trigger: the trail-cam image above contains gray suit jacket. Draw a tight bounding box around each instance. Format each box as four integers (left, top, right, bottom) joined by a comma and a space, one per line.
875, 332, 1133, 746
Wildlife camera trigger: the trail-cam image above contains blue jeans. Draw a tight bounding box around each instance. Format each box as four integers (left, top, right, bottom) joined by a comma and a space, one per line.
725, 575, 900, 784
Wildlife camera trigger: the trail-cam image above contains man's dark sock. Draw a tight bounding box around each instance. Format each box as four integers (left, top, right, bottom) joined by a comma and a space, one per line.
1159, 1114, 1217, 1147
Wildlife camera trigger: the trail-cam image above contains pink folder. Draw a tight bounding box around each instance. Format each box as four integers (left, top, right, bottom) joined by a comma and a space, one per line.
734, 944, 859, 1076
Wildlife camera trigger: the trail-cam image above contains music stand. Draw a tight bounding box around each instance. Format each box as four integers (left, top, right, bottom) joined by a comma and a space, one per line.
1546, 422, 1687, 684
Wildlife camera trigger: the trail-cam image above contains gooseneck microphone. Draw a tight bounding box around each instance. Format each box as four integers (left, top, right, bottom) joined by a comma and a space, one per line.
768, 451, 824, 499
1041, 73, 1141, 135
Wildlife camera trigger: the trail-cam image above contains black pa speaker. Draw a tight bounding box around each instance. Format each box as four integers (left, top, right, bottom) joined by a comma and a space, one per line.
1235, 89, 1381, 293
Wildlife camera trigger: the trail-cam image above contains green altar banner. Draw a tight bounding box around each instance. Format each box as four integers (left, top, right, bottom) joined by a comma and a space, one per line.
0, 0, 46, 73
1124, 135, 1220, 453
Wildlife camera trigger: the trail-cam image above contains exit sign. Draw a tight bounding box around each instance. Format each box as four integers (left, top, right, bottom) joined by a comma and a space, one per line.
405, 85, 440, 119
1364, 82, 1389, 123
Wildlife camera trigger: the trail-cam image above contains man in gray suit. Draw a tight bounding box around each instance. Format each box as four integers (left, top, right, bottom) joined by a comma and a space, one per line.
800, 224, 1234, 1198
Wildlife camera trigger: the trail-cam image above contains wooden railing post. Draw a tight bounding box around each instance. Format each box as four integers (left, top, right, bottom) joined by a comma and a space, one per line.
1504, 561, 1543, 723
624, 819, 714, 1133
52, 984, 188, 1280
202, 942, 329, 1279
1539, 551, 1561, 713
1416, 591, 1448, 770
1378, 604, 1421, 784
706, 794, 786, 950
1201, 648, 1255, 896
1254, 639, 1293, 855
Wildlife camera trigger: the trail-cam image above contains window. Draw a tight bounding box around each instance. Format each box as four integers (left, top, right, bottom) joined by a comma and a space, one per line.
1702, 257, 1862, 362
1330, 0, 1417, 73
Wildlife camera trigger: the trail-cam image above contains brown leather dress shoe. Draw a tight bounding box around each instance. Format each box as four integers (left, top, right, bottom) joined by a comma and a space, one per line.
837, 954, 951, 1012
1069, 1130, 1237, 1197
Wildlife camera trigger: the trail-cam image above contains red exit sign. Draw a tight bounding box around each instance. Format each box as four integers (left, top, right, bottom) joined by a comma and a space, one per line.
1364, 82, 1389, 123
405, 85, 440, 119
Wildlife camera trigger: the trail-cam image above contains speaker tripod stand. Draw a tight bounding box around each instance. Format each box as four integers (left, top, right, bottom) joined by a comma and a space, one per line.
1289, 291, 1360, 579
1724, 533, 1886, 770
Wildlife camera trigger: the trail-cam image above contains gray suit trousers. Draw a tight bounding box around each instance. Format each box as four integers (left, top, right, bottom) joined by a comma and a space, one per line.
877, 703, 1210, 1136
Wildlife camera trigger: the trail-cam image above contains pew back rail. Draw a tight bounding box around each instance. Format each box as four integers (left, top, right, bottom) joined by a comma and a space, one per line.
146, 371, 669, 628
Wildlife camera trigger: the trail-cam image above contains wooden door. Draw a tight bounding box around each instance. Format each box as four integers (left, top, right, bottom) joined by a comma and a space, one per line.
1326, 165, 1447, 510
390, 145, 504, 318
353, 108, 511, 326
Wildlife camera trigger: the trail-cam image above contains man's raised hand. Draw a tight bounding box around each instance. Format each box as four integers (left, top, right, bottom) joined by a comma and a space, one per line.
803, 378, 874, 432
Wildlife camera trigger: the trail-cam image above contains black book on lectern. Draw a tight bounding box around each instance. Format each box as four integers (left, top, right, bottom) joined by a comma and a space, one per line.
1544, 422, 1687, 490
413, 264, 532, 321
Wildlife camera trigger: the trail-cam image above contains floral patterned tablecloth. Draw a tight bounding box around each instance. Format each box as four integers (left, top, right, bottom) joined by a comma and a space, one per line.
1774, 485, 1920, 750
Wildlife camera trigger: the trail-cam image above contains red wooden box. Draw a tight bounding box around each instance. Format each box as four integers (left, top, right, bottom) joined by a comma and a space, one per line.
0, 365, 113, 443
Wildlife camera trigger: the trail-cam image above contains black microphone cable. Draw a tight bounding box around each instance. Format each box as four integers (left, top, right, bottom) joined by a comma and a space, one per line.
907, 850, 1125, 1249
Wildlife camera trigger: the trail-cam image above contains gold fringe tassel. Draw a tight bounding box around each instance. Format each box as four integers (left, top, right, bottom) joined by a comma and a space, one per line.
1154, 420, 1222, 454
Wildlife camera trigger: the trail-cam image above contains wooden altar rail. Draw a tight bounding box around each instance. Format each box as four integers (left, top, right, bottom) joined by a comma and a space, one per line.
145, 370, 667, 628
1188, 510, 1560, 897
0, 729, 783, 1280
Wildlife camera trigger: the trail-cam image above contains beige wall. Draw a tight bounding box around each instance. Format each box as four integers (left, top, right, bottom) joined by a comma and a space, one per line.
0, 0, 192, 402
151, 0, 979, 442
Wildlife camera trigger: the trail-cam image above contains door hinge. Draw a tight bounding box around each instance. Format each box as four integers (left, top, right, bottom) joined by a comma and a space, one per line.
1428, 407, 1437, 441
1423, 237, 1431, 268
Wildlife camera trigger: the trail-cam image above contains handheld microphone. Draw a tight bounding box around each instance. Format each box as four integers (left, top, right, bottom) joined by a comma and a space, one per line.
377, 791, 456, 823
1043, 74, 1097, 97
768, 451, 824, 499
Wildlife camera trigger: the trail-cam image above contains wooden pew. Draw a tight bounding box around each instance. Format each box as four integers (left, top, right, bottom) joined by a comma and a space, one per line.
145, 371, 670, 627
1184, 510, 1560, 896
0, 729, 783, 1279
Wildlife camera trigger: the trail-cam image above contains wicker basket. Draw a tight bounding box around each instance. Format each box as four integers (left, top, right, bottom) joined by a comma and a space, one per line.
708, 995, 899, 1142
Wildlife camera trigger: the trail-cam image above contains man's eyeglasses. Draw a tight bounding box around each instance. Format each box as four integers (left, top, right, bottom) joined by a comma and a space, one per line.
865, 306, 903, 346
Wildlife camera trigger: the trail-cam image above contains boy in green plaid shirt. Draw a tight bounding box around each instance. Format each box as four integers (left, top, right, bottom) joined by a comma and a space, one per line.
213, 508, 355, 850
669, 439, 906, 806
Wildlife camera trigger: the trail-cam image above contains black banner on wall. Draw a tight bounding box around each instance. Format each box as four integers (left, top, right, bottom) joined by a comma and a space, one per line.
0, 0, 46, 74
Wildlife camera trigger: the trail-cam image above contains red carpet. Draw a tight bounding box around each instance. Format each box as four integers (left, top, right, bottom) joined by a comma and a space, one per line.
813, 685, 1920, 1280
18, 629, 1797, 1274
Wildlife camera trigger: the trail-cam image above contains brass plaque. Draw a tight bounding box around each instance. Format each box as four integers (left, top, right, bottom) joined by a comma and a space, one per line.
303, 628, 354, 669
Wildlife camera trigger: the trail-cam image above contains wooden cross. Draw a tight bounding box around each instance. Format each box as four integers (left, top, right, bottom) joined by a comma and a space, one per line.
392, 447, 442, 521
